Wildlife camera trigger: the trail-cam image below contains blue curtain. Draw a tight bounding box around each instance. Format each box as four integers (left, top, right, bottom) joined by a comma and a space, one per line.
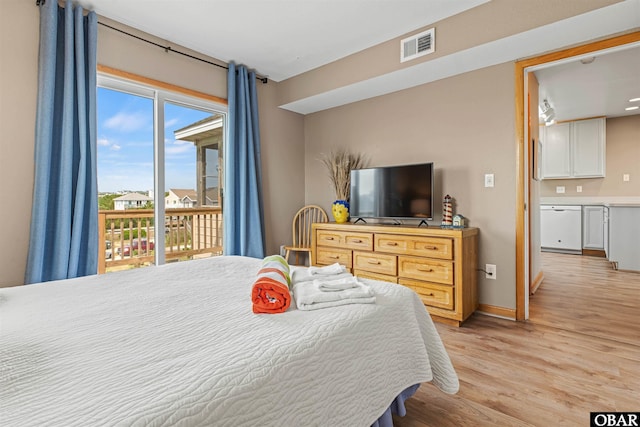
25, 0, 98, 284
223, 63, 265, 258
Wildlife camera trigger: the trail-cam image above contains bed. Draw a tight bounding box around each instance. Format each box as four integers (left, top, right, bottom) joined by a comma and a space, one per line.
0, 255, 458, 426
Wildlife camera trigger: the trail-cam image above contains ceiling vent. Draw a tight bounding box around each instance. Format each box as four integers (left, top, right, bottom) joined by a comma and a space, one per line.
401, 28, 435, 63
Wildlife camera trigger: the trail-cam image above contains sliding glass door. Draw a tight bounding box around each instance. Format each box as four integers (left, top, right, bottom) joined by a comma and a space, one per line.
97, 75, 226, 273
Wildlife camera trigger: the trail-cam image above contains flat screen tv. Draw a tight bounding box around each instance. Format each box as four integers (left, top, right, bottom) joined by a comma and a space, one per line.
350, 163, 433, 221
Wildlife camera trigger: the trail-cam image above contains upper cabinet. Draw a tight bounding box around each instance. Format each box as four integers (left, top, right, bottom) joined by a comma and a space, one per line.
541, 122, 571, 179
540, 117, 606, 179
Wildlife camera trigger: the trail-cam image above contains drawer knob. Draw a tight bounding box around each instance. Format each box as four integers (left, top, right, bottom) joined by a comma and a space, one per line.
418, 268, 434, 273
426, 293, 434, 297
368, 260, 381, 265
326, 237, 335, 241
330, 255, 339, 259
426, 246, 438, 250
352, 239, 362, 243
387, 242, 398, 246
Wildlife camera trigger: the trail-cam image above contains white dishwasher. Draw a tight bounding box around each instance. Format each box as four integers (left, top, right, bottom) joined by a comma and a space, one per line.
540, 205, 582, 254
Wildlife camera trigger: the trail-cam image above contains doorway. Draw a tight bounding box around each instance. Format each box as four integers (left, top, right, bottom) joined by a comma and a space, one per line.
515, 31, 640, 320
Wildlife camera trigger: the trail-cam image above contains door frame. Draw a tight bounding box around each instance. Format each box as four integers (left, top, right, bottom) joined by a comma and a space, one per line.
514, 31, 640, 320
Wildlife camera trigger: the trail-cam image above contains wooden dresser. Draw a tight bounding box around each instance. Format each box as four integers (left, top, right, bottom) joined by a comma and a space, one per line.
311, 222, 478, 326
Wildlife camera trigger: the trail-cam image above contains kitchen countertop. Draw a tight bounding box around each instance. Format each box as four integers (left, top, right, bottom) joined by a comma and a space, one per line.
540, 197, 640, 207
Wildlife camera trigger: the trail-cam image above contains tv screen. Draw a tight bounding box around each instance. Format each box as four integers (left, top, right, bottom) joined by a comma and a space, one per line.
350, 163, 433, 220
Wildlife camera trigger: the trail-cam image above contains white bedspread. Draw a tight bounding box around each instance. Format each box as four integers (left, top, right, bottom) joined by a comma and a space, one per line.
0, 256, 458, 426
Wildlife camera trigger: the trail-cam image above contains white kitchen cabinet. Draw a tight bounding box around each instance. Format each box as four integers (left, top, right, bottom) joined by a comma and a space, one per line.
541, 122, 571, 179
540, 118, 606, 179
572, 118, 606, 177
582, 205, 604, 249
608, 207, 640, 272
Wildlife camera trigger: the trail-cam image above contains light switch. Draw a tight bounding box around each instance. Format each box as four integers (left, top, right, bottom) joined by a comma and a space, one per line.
623, 174, 630, 182
556, 186, 565, 194
484, 174, 494, 188
576, 186, 582, 193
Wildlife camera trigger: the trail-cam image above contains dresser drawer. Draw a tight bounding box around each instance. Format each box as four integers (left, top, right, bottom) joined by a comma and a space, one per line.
316, 247, 352, 268
354, 270, 398, 284
375, 234, 453, 260
316, 230, 373, 250
353, 251, 397, 276
399, 278, 454, 310
398, 256, 453, 285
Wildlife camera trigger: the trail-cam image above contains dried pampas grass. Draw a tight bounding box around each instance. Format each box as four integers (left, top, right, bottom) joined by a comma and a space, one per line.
320, 148, 365, 200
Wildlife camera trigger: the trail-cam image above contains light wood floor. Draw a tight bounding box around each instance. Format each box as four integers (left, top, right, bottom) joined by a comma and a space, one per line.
393, 252, 640, 426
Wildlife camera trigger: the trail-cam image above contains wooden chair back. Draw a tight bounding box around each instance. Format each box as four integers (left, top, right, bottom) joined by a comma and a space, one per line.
291, 205, 328, 249
284, 205, 329, 265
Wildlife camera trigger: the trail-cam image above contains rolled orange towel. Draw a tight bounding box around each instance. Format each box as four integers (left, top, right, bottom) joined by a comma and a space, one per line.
252, 255, 291, 314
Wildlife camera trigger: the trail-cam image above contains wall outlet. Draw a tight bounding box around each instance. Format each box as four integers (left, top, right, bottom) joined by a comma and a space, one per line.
279, 245, 286, 257
484, 173, 495, 188
486, 264, 496, 280
576, 185, 582, 193
623, 174, 630, 182
556, 186, 565, 194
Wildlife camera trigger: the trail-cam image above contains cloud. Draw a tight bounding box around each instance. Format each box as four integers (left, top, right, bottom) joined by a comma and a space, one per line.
166, 137, 193, 145
125, 140, 154, 148
97, 136, 121, 151
164, 138, 195, 156
166, 144, 194, 156
165, 118, 180, 129
104, 111, 148, 132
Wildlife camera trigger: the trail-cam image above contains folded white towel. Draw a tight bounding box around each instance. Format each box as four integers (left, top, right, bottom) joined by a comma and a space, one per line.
315, 276, 359, 292
293, 280, 375, 311
291, 268, 352, 284
308, 263, 346, 276
295, 296, 377, 311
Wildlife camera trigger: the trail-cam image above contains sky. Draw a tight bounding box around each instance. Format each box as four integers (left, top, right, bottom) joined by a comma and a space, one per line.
97, 87, 213, 194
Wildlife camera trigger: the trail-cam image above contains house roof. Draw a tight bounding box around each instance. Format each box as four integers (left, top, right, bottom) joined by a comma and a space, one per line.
173, 115, 224, 142
173, 115, 220, 134
114, 192, 153, 201
169, 189, 198, 201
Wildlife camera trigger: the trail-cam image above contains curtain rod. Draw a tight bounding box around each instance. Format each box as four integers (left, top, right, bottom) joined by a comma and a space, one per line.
98, 22, 268, 84
34, 1, 268, 84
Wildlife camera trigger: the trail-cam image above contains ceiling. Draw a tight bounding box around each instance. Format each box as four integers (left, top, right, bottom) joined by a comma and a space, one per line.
534, 43, 640, 122
76, 0, 640, 115
76, 0, 488, 82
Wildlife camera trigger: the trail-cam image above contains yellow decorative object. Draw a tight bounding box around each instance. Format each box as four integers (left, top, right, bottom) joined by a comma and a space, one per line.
321, 149, 365, 224
332, 200, 349, 223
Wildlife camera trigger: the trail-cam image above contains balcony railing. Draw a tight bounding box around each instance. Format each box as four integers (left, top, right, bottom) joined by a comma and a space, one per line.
98, 207, 223, 274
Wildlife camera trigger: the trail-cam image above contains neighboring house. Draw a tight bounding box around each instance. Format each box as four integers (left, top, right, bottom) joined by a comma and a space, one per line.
164, 189, 223, 257
113, 192, 153, 210
174, 116, 222, 207
165, 189, 198, 208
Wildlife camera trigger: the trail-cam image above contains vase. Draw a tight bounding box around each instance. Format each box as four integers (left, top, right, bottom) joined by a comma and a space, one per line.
332, 200, 350, 223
